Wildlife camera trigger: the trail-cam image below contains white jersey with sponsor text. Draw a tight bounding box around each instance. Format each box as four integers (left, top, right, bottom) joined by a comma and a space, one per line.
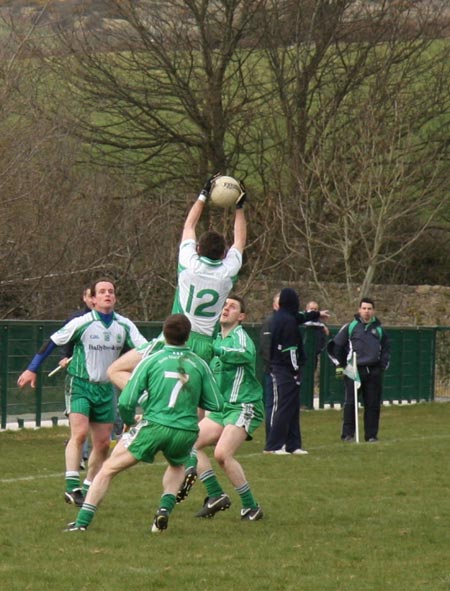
171, 239, 242, 337
51, 310, 147, 383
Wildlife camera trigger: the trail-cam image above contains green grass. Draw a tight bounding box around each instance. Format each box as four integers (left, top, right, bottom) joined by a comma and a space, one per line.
2, 403, 450, 591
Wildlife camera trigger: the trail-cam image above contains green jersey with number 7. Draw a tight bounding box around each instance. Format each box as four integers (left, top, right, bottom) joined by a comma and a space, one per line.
118, 344, 223, 431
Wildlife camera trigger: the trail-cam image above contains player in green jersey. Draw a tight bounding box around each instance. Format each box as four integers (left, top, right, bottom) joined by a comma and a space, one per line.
17, 279, 147, 507
106, 173, 247, 391
177, 295, 264, 521
65, 314, 224, 533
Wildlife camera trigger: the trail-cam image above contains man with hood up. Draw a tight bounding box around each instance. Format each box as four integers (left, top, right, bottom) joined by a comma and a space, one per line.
263, 288, 327, 455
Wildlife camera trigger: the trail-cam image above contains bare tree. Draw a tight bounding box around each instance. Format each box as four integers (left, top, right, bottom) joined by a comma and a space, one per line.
38, 0, 268, 189
259, 0, 450, 303
3, 0, 450, 320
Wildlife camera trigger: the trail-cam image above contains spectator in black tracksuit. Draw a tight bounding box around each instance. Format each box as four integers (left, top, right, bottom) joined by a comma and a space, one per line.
328, 297, 391, 442
259, 292, 280, 446
304, 300, 330, 371
263, 288, 329, 455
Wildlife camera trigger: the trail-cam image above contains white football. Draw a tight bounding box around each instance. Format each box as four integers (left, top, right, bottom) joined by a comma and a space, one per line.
210, 175, 241, 208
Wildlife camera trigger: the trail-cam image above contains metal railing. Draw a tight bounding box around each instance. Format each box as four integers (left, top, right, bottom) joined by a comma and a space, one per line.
0, 321, 445, 429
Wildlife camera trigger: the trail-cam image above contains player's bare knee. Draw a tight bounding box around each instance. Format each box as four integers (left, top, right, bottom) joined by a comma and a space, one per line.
214, 448, 229, 466
70, 429, 89, 445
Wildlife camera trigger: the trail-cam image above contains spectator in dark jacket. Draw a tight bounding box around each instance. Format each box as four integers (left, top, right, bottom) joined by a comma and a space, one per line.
263, 288, 316, 455
328, 297, 390, 442
259, 292, 280, 445
304, 300, 329, 371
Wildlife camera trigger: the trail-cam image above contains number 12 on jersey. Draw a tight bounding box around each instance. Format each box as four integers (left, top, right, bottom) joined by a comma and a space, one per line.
185, 285, 219, 317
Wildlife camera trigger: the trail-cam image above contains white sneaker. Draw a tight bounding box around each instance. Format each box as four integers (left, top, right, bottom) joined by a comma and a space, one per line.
263, 448, 290, 455
291, 448, 309, 455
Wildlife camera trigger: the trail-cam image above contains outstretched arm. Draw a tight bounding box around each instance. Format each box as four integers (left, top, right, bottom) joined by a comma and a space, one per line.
107, 348, 143, 391
231, 208, 247, 254
17, 340, 58, 389
230, 181, 247, 253
182, 173, 221, 242
182, 198, 205, 242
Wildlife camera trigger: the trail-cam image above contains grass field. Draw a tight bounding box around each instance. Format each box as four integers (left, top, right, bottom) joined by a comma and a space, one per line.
1, 403, 450, 591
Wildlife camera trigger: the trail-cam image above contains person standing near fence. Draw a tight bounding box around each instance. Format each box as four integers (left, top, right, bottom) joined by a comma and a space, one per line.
304, 300, 329, 371
327, 297, 391, 442
17, 278, 147, 507
259, 292, 280, 446
263, 288, 309, 455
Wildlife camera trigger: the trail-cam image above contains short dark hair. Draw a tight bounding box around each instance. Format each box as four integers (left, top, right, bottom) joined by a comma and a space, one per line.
91, 278, 116, 296
359, 297, 375, 308
226, 293, 246, 314
163, 314, 191, 346
197, 231, 226, 260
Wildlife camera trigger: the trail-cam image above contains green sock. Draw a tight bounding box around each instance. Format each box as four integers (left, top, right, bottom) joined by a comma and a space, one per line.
199, 470, 224, 498
76, 503, 97, 528
82, 479, 91, 496
235, 482, 257, 509
159, 493, 176, 513
65, 471, 80, 493
185, 448, 198, 470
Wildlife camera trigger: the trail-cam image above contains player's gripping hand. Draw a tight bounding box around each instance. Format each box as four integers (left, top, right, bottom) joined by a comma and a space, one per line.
236, 180, 247, 209
336, 367, 344, 380
200, 171, 221, 200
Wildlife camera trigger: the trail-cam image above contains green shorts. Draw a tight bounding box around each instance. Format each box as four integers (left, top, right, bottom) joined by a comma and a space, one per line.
65, 375, 115, 423
207, 401, 264, 440
123, 420, 198, 466
187, 331, 214, 363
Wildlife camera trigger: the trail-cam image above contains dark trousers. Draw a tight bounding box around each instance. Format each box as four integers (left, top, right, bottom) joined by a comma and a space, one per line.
265, 367, 302, 452
342, 365, 383, 441
263, 372, 274, 445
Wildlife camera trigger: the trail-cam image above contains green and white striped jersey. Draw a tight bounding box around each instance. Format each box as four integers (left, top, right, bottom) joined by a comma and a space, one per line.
171, 239, 242, 337
51, 310, 147, 383
211, 325, 263, 405
119, 345, 223, 431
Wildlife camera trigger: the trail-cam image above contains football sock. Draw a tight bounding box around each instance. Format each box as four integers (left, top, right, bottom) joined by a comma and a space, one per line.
65, 471, 80, 493
185, 448, 198, 470
199, 470, 224, 498
76, 503, 97, 528
159, 493, 176, 514
235, 482, 257, 509
82, 479, 92, 496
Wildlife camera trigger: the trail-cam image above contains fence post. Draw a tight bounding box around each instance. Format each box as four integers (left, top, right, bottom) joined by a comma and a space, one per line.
0, 325, 8, 429
34, 325, 44, 428
300, 328, 316, 409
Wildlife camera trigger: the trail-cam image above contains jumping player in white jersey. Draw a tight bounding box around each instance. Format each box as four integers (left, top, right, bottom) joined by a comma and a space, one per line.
107, 173, 247, 390
17, 279, 147, 507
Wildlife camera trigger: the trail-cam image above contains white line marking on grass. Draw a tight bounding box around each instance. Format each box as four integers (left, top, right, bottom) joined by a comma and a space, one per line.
0, 473, 63, 484
3, 431, 450, 485
0, 459, 169, 485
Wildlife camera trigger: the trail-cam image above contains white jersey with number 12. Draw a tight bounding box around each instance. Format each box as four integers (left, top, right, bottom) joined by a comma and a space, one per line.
171, 239, 242, 337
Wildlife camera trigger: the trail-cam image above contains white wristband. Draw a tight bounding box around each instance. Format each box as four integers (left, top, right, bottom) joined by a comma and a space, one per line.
197, 193, 207, 202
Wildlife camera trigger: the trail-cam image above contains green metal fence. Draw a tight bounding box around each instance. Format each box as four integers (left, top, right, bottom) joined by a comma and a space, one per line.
0, 320, 162, 429
0, 321, 444, 429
